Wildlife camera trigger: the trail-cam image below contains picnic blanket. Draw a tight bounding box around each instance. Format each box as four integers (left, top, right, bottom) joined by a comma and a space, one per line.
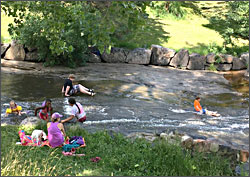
18, 130, 86, 149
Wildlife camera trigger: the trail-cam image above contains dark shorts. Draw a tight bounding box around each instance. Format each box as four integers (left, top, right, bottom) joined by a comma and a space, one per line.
69, 85, 80, 95
195, 108, 206, 114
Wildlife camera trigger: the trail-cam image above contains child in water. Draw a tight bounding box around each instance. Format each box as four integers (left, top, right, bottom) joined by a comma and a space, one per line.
5, 100, 23, 117
194, 97, 220, 117
35, 99, 53, 122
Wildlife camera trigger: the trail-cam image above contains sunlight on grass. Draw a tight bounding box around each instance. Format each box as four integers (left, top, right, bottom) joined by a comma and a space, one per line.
1, 11, 13, 43
146, 9, 224, 51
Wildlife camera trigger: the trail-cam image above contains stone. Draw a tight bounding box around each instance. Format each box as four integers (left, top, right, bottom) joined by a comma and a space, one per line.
25, 51, 40, 62
181, 135, 193, 149
209, 142, 219, 152
186, 53, 206, 70
20, 116, 42, 127
1, 43, 10, 56
127, 48, 151, 65
232, 57, 247, 70
127, 132, 157, 142
169, 48, 188, 68
87, 53, 102, 63
151, 45, 176, 66
4, 41, 25, 61
1, 59, 42, 70
217, 63, 232, 71
239, 53, 249, 65
192, 139, 206, 152
101, 47, 130, 63
240, 150, 249, 163
219, 54, 234, 63
27, 46, 37, 52
206, 53, 216, 64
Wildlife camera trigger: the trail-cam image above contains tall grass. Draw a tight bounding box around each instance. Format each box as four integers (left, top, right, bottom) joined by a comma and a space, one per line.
1, 124, 236, 176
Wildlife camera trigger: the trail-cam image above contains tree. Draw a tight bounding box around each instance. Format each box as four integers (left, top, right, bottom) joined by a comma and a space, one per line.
204, 1, 249, 47
1, 1, 151, 67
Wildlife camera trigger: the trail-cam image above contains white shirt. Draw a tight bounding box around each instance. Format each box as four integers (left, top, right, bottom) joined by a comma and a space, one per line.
71, 102, 86, 119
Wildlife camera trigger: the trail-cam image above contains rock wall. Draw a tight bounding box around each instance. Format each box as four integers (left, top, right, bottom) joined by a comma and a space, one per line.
1, 41, 249, 72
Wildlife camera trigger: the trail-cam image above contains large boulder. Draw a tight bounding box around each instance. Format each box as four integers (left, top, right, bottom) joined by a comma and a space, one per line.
20, 116, 42, 127
87, 53, 102, 63
186, 53, 205, 70
127, 48, 151, 65
25, 51, 40, 62
219, 54, 234, 64
150, 45, 176, 66
232, 57, 247, 70
1, 43, 10, 57
217, 63, 232, 71
102, 47, 130, 63
169, 48, 189, 68
4, 41, 25, 61
206, 53, 216, 64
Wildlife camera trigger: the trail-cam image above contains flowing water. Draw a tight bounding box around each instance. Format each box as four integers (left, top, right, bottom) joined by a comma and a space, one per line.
1, 73, 249, 149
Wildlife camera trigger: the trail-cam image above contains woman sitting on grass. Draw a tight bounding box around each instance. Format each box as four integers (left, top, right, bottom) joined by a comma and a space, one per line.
47, 112, 66, 148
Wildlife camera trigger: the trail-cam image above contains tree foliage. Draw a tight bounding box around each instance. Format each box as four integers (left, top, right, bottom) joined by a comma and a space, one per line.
204, 1, 249, 47
1, 1, 150, 67
150, 1, 201, 18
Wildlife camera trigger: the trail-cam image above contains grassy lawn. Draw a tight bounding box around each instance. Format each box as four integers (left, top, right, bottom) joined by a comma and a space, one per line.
1, 123, 236, 176
1, 11, 13, 43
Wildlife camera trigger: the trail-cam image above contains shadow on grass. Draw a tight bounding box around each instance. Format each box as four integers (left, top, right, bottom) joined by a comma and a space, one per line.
185, 42, 249, 56
113, 17, 170, 49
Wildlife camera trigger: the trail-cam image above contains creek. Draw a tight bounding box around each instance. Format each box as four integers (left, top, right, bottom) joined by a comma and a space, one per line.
1, 72, 249, 150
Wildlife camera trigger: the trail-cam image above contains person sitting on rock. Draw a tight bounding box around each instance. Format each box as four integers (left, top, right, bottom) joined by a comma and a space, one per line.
5, 100, 24, 117
194, 97, 220, 117
61, 74, 95, 97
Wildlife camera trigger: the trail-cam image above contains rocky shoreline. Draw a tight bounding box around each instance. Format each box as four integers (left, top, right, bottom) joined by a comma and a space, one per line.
1, 41, 249, 73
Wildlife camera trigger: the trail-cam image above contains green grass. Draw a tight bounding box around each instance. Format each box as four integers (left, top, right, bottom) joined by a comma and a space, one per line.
1, 123, 237, 176
1, 11, 13, 43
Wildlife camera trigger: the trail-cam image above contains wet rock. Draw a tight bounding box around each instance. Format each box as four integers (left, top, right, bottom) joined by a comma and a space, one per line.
87, 53, 102, 63
1, 59, 42, 70
169, 48, 189, 68
217, 63, 232, 71
1, 43, 10, 57
4, 41, 25, 61
206, 53, 216, 64
102, 47, 130, 63
151, 45, 176, 66
219, 54, 234, 64
232, 57, 247, 70
25, 51, 40, 62
186, 53, 206, 70
127, 48, 151, 65
20, 116, 42, 127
